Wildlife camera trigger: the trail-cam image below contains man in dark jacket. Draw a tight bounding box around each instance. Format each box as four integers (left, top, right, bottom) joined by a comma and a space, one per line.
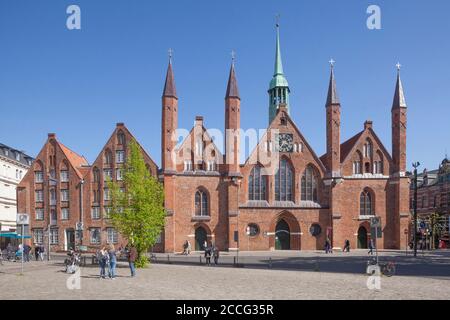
128, 245, 138, 277
23, 244, 31, 262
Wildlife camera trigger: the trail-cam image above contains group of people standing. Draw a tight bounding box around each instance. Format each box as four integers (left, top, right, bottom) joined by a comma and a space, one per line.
96, 244, 137, 279
203, 241, 219, 266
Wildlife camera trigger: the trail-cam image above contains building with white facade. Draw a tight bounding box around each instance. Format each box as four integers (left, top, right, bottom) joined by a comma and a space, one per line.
0, 143, 33, 233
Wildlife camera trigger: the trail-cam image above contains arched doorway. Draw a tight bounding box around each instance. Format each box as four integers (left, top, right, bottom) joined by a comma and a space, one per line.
195, 227, 207, 251
357, 226, 368, 249
275, 219, 291, 250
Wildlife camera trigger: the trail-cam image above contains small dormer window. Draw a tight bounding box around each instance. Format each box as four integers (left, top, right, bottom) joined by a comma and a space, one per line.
16, 153, 20, 161
5, 149, 9, 156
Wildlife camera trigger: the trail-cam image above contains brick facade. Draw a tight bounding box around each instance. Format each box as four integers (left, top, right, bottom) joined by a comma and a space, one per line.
17, 124, 158, 253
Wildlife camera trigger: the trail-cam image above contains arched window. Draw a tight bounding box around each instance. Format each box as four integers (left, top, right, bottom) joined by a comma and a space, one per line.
360, 190, 373, 216
93, 167, 100, 183
195, 190, 209, 216
275, 159, 293, 202
104, 149, 112, 165
248, 165, 267, 201
364, 139, 373, 158
301, 165, 318, 202
117, 130, 125, 145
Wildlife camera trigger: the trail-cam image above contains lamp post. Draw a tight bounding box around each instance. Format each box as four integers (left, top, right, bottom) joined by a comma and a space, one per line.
412, 162, 420, 258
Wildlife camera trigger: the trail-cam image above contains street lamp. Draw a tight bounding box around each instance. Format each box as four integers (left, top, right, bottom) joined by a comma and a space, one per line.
412, 161, 420, 258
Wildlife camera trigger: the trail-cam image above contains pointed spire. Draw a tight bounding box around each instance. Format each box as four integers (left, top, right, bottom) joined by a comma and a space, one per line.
225, 51, 240, 99
392, 63, 406, 108
163, 49, 177, 99
326, 59, 340, 106
274, 19, 284, 76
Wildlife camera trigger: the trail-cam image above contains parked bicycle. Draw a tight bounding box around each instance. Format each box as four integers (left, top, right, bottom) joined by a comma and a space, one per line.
367, 258, 396, 277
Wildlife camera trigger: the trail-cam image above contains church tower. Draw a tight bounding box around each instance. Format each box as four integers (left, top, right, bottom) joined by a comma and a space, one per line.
224, 55, 241, 174
268, 22, 290, 124
161, 52, 178, 172
161, 51, 178, 252
325, 61, 341, 178
391, 64, 407, 176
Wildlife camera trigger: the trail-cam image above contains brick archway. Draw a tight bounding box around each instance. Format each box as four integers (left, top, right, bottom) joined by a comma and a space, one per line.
269, 211, 301, 250
192, 223, 213, 251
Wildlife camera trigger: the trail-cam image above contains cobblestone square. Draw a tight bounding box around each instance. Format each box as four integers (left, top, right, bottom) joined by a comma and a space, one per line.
1, 250, 449, 300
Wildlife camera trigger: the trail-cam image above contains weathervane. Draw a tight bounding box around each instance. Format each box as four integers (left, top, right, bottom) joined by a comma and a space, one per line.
396, 62, 402, 71
168, 48, 173, 62
275, 14, 280, 27
231, 50, 236, 63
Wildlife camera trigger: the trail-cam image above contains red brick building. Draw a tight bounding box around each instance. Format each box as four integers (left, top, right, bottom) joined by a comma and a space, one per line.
17, 124, 158, 252
18, 25, 411, 253
409, 158, 450, 246
161, 25, 410, 253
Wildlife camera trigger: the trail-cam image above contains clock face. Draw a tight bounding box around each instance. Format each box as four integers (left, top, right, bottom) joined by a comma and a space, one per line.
277, 133, 294, 152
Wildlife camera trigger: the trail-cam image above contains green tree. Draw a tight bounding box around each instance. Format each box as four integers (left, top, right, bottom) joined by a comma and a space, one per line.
108, 139, 165, 267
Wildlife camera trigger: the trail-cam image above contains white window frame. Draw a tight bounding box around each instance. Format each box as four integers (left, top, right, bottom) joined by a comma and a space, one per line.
35, 190, 44, 202
116, 150, 125, 164
35, 171, 44, 183
103, 169, 113, 182
90, 228, 101, 245
60, 170, 69, 182
91, 206, 101, 220
50, 228, 59, 244
35, 208, 44, 220
116, 168, 123, 181
61, 189, 69, 202
61, 207, 70, 220
33, 229, 44, 245
107, 228, 118, 244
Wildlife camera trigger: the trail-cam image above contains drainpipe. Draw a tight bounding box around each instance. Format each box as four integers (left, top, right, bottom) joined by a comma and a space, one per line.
79, 179, 84, 247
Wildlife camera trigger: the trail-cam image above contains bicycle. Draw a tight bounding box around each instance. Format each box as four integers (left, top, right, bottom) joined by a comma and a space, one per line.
367, 258, 396, 277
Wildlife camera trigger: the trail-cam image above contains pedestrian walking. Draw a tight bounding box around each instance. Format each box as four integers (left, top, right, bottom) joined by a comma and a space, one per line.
213, 246, 219, 265
127, 244, 137, 277
324, 238, 331, 254
108, 244, 117, 279
23, 244, 31, 262
187, 240, 191, 255
204, 244, 211, 266
39, 245, 45, 261
34, 244, 40, 261
343, 240, 350, 253
368, 239, 374, 255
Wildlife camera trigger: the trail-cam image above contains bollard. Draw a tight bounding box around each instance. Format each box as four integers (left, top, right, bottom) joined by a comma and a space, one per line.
167, 254, 171, 264
233, 256, 236, 266
200, 256, 202, 265
269, 257, 272, 269
314, 261, 320, 272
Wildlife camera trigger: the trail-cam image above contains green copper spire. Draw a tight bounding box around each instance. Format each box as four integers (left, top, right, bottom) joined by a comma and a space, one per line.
268, 21, 290, 124
274, 23, 284, 76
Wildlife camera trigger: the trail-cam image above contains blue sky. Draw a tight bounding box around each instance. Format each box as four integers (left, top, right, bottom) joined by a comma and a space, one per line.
0, 0, 449, 171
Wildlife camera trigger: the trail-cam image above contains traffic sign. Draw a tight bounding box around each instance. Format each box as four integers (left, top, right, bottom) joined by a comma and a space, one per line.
16, 213, 30, 225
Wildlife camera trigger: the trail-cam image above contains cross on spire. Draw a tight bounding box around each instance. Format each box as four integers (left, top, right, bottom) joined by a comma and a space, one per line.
396, 62, 402, 72
329, 58, 335, 68
168, 48, 173, 62
231, 50, 236, 63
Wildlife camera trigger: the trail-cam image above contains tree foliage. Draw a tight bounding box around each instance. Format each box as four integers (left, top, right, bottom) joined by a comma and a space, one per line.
108, 139, 164, 267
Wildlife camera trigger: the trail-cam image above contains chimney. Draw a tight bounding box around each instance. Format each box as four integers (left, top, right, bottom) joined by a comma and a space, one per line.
364, 120, 373, 130
195, 116, 204, 127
